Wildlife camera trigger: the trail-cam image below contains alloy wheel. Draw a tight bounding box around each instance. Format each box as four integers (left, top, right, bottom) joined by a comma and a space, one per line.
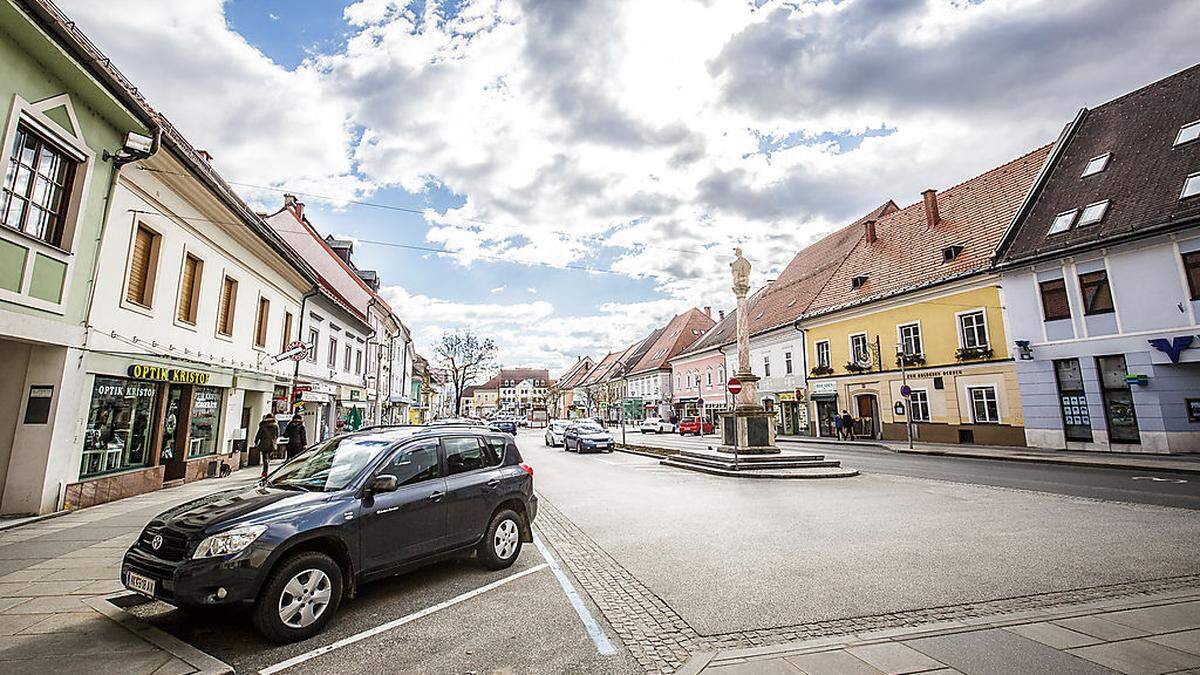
278, 568, 332, 629
493, 518, 519, 559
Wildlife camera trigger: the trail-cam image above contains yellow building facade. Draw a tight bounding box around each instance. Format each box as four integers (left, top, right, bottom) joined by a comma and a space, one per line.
804, 278, 1026, 446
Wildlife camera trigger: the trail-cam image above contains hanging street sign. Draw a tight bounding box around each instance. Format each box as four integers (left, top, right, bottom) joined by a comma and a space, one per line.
276, 341, 310, 363
727, 378, 742, 395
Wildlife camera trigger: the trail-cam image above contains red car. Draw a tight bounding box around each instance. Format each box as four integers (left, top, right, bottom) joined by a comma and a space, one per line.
677, 417, 714, 435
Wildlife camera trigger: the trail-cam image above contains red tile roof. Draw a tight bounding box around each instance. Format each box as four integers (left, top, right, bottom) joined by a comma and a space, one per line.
804, 145, 1052, 317
556, 358, 594, 389
628, 308, 715, 375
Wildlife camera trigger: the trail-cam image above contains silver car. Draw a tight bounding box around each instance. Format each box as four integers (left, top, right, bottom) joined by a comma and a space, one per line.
544, 420, 569, 447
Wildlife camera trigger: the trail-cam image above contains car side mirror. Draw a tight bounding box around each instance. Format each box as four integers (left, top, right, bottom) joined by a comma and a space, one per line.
369, 474, 398, 493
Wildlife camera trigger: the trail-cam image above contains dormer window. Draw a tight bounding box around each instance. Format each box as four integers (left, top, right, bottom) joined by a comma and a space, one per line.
851, 275, 868, 290
941, 245, 964, 262
1080, 153, 1110, 177
1047, 209, 1077, 235
1175, 120, 1200, 147
1077, 200, 1110, 227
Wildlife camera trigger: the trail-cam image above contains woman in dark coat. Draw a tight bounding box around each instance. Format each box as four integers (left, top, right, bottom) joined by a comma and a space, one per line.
253, 414, 278, 478
284, 413, 308, 459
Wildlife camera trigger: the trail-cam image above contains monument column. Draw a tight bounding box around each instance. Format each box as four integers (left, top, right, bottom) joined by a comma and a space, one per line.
730, 248, 760, 409
719, 248, 778, 454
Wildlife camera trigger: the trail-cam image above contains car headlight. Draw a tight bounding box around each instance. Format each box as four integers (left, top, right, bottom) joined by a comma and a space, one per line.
193, 524, 268, 559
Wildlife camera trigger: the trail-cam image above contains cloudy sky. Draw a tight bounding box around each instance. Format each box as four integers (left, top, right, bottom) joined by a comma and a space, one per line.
61, 0, 1199, 373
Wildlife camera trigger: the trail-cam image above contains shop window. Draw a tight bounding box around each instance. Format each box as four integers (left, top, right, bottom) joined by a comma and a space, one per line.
1181, 250, 1200, 300
126, 224, 161, 308
254, 296, 270, 348
1039, 278, 1071, 321
1053, 358, 1092, 442
909, 389, 930, 422
1078, 270, 1114, 315
1, 124, 77, 247
968, 386, 1000, 423
216, 275, 238, 336
187, 386, 222, 458
82, 377, 157, 477
176, 253, 202, 324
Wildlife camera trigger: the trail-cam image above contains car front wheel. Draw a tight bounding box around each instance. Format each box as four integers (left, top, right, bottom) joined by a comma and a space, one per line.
478, 509, 523, 570
253, 551, 343, 643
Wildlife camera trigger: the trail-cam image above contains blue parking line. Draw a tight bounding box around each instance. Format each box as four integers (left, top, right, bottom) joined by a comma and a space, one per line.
533, 533, 619, 656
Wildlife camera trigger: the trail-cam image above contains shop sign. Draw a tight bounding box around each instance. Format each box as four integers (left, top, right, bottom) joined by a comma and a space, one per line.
127, 364, 210, 385
1148, 335, 1195, 363
778, 392, 797, 402
810, 381, 838, 396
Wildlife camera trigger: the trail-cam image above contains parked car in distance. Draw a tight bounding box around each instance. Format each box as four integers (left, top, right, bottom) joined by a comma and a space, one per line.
489, 418, 518, 435
562, 421, 615, 453
122, 426, 536, 643
639, 417, 675, 433
678, 417, 714, 435
544, 420, 569, 447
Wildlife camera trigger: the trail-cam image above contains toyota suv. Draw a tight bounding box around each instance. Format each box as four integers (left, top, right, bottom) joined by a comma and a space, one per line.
122, 426, 536, 642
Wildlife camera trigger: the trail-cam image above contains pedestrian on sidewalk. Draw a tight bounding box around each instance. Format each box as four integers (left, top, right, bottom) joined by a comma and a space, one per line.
840, 410, 855, 440
833, 413, 844, 439
253, 413, 277, 478
284, 413, 307, 460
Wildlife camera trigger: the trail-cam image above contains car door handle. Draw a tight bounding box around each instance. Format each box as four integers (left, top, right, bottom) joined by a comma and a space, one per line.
427, 491, 445, 502
486, 478, 501, 488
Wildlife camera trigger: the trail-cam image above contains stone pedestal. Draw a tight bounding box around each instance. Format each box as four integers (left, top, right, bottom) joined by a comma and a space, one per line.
717, 408, 781, 455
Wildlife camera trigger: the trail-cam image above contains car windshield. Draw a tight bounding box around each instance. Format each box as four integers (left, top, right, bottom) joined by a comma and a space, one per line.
575, 423, 604, 433
267, 434, 397, 492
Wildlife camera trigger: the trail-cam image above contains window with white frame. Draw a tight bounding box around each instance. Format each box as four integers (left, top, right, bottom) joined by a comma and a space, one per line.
784, 351, 793, 375
1080, 153, 1110, 177
815, 340, 830, 368
1047, 209, 1077, 235
1, 124, 79, 247
763, 355, 771, 377
968, 386, 1000, 423
849, 333, 869, 363
909, 389, 930, 422
706, 368, 713, 386
1077, 200, 1109, 227
1176, 120, 1200, 146
1183, 172, 1200, 200
307, 328, 319, 363
958, 310, 989, 349
898, 322, 922, 357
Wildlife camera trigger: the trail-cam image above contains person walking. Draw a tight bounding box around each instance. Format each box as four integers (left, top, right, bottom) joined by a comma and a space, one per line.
252, 413, 277, 479
840, 410, 855, 440
284, 413, 307, 460
833, 413, 844, 440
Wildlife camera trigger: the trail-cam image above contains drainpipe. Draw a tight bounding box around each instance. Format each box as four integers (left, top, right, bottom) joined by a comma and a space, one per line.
82, 124, 162, 343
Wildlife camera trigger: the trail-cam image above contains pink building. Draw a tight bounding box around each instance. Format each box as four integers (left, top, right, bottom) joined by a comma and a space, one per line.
669, 311, 734, 420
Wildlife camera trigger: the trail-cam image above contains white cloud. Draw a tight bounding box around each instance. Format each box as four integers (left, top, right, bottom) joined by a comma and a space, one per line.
489, 286, 505, 294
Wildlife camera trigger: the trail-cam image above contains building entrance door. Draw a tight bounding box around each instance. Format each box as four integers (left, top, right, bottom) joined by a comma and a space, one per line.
159, 385, 189, 481
1097, 355, 1140, 444
855, 394, 878, 439
815, 398, 838, 437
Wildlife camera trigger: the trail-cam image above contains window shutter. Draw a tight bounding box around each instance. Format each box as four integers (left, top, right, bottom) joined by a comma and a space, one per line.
255, 297, 269, 347
178, 255, 197, 322
219, 277, 236, 335
127, 226, 153, 306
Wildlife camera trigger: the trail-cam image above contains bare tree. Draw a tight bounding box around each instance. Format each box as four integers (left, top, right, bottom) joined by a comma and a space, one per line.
435, 331, 497, 416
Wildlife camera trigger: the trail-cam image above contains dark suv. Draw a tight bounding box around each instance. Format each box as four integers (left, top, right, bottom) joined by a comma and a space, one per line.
122, 426, 536, 642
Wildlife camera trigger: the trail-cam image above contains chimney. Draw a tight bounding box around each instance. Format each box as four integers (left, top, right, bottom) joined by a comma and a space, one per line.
864, 219, 877, 244
196, 149, 213, 163
922, 189, 940, 227
718, 309, 726, 321
704, 306, 712, 318
284, 194, 305, 221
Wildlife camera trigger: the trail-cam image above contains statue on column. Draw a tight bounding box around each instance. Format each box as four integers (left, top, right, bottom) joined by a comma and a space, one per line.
730, 247, 751, 299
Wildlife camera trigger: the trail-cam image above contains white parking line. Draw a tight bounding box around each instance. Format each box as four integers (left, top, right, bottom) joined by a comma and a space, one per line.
259, 562, 549, 675
533, 533, 619, 656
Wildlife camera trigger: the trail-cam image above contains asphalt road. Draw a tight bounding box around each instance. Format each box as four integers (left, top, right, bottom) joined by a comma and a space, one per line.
618, 429, 1200, 509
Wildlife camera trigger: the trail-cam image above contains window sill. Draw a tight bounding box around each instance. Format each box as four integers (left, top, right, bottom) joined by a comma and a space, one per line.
0, 224, 73, 258
121, 300, 155, 318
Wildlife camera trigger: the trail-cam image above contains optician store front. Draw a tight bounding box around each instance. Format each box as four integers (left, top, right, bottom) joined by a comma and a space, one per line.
65, 354, 238, 509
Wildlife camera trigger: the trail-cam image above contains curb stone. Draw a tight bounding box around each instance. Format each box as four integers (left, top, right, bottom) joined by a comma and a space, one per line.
0, 508, 70, 531
87, 593, 234, 674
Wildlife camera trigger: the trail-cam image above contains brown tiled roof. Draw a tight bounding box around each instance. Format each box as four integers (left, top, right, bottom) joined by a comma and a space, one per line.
629, 308, 715, 375
676, 287, 767, 357
749, 201, 899, 334
577, 351, 621, 387
618, 328, 664, 373
804, 145, 1052, 317
996, 64, 1200, 265
556, 358, 594, 389
477, 368, 550, 389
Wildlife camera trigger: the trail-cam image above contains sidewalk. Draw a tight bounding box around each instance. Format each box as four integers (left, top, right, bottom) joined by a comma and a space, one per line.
682, 582, 1200, 674
780, 435, 1200, 475
0, 468, 259, 674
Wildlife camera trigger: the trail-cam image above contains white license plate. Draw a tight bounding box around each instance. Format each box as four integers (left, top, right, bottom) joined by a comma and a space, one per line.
596, 442, 609, 448
126, 570, 155, 596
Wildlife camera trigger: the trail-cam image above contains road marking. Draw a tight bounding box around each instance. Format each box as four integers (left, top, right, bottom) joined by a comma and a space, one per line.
533, 533, 619, 656
259, 562, 549, 675
1132, 476, 1188, 484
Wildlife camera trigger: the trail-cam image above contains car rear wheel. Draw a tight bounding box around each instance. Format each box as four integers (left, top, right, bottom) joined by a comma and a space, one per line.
253, 551, 343, 643
478, 509, 523, 570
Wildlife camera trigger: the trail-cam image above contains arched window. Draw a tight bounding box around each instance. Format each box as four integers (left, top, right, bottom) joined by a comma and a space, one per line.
706, 368, 713, 387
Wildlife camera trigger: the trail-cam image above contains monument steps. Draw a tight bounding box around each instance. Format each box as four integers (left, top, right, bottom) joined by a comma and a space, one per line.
660, 457, 858, 479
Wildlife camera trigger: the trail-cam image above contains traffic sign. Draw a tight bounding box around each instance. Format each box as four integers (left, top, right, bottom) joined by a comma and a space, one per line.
900, 384, 912, 397
727, 378, 742, 395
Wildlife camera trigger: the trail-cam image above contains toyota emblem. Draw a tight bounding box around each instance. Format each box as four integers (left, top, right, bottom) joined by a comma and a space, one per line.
151, 534, 163, 550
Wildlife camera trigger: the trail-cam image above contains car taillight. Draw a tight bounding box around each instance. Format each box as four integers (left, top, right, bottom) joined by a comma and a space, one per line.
519, 463, 534, 478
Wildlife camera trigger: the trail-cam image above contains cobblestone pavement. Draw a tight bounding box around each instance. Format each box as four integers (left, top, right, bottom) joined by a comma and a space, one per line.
536, 495, 1200, 673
